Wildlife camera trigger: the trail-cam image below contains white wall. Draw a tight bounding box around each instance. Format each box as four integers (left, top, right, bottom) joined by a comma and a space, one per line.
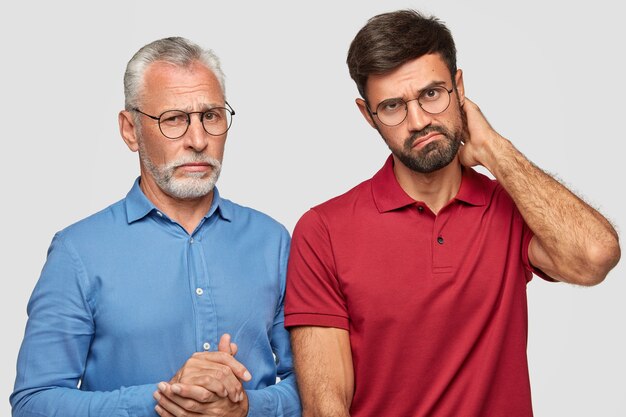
2, 1, 624, 416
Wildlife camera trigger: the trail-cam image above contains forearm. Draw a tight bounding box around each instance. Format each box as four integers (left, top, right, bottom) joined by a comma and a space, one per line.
245, 374, 301, 417
245, 319, 301, 416
11, 383, 158, 417
484, 136, 620, 284
291, 327, 353, 417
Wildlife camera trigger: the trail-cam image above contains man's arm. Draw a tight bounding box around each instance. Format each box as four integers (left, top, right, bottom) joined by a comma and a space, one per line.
10, 234, 160, 417
290, 326, 354, 417
460, 99, 621, 285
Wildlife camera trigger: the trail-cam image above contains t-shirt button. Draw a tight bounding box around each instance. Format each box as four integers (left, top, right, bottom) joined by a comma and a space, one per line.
437, 236, 444, 244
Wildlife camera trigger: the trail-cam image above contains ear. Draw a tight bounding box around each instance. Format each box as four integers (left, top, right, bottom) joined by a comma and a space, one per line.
119, 110, 139, 152
356, 98, 378, 130
454, 69, 465, 107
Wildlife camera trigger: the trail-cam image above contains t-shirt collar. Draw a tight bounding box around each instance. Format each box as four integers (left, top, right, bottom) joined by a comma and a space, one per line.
371, 155, 488, 213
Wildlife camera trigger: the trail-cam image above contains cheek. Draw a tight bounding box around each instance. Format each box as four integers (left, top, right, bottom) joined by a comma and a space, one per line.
439, 106, 464, 136
147, 145, 169, 164
386, 133, 407, 150
141, 137, 177, 166
210, 139, 227, 161
376, 127, 394, 146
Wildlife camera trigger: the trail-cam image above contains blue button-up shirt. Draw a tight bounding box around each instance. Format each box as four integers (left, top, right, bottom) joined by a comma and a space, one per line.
11, 179, 301, 417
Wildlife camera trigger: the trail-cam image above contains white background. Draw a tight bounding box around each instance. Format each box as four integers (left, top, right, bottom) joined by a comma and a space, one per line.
1, 1, 624, 416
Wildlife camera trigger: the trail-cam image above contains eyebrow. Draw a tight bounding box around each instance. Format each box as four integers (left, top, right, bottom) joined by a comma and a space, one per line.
178, 102, 225, 112
378, 80, 449, 104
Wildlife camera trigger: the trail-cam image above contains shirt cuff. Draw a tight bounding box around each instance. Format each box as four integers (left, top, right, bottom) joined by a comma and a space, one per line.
246, 389, 272, 417
122, 383, 159, 417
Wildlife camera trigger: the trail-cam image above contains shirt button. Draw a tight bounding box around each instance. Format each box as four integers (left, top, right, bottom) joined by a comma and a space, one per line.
437, 236, 444, 244
156, 211, 163, 217
190, 237, 195, 243
195, 287, 203, 296
203, 342, 210, 350
417, 206, 424, 212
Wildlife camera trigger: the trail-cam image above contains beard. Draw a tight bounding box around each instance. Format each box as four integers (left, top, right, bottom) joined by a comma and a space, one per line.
385, 103, 467, 174
137, 136, 221, 200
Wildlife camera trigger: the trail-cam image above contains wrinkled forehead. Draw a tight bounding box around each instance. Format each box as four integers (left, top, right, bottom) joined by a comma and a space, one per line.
140, 61, 225, 110
365, 53, 453, 102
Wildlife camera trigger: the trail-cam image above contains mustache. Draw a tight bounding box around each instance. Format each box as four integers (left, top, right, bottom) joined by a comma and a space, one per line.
404, 125, 452, 149
169, 154, 221, 170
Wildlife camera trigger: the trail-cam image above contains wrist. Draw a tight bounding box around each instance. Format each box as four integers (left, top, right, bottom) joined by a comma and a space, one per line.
480, 132, 513, 176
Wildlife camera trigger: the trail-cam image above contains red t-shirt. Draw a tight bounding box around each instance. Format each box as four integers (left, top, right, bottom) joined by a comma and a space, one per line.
285, 156, 547, 417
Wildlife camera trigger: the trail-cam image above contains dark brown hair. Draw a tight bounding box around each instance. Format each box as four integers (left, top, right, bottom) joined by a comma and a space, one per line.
347, 9, 457, 100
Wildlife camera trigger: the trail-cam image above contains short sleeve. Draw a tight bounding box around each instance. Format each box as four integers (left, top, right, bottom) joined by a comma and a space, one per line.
519, 211, 556, 282
284, 209, 349, 329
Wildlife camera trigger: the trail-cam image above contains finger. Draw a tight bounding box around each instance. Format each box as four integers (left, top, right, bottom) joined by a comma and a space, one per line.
194, 351, 252, 382
171, 382, 222, 403
182, 351, 249, 381
154, 386, 197, 417
157, 388, 236, 417
154, 403, 176, 417
218, 333, 232, 354
174, 362, 242, 399
180, 369, 243, 403
230, 342, 238, 356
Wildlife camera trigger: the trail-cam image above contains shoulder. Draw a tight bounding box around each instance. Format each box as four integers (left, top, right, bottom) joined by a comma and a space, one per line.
310, 178, 374, 221
39, 199, 128, 289
55, 198, 127, 244
219, 197, 289, 238
291, 178, 374, 242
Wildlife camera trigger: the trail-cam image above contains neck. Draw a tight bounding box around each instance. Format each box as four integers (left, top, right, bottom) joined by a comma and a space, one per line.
392, 156, 463, 214
139, 175, 214, 235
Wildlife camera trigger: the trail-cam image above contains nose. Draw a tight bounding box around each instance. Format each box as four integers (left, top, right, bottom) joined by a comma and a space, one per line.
405, 99, 432, 132
182, 113, 209, 152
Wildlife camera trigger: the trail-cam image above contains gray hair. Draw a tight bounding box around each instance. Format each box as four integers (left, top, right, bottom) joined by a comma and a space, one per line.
123, 37, 226, 111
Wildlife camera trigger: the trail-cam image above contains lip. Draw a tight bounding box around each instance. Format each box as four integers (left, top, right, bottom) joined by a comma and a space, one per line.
177, 162, 211, 172
412, 132, 442, 149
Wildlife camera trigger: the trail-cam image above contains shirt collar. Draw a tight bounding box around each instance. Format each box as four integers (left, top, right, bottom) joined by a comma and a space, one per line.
454, 167, 490, 207
371, 155, 489, 213
125, 177, 232, 224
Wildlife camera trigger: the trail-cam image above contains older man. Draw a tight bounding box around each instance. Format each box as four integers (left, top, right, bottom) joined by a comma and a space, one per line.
285, 10, 620, 417
11, 37, 300, 417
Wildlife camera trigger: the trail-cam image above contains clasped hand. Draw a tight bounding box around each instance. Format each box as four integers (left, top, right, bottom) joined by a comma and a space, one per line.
154, 334, 252, 417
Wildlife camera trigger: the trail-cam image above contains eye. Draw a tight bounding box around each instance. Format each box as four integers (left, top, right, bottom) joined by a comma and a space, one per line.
421, 88, 442, 102
379, 99, 405, 113
160, 111, 188, 126
203, 109, 223, 123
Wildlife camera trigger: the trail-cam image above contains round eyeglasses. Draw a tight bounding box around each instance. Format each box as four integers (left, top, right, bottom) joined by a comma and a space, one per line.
371, 86, 454, 127
133, 102, 235, 139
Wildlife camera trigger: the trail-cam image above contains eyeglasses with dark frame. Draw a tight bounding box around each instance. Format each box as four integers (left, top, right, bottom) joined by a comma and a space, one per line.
370, 86, 454, 127
133, 101, 235, 139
